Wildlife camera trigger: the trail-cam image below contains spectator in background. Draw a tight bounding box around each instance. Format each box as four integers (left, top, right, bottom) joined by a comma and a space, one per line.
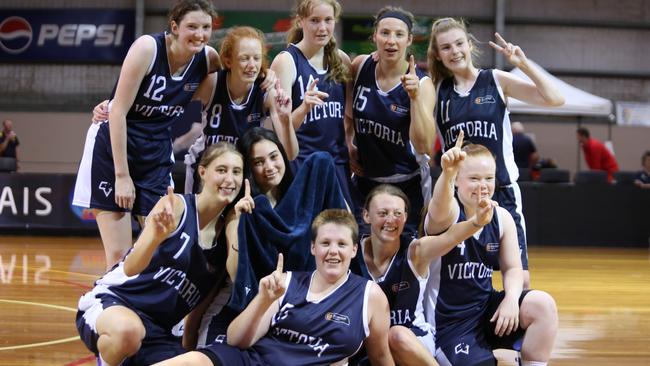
634, 150, 650, 189
511, 121, 539, 169
0, 119, 19, 170
576, 127, 619, 182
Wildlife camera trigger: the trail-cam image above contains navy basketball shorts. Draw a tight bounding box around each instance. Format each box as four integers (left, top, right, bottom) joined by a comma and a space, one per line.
199, 343, 265, 366
76, 292, 185, 365
73, 122, 173, 217
434, 290, 531, 366
493, 184, 528, 270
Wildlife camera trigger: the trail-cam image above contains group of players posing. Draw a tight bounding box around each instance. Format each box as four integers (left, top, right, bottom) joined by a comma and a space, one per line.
72, 0, 564, 365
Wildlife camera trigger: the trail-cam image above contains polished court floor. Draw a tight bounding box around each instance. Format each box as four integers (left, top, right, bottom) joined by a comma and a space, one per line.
1, 235, 649, 365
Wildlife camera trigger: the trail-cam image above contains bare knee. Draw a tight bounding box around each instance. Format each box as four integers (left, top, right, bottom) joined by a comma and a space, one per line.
521, 290, 558, 329
102, 320, 145, 356
388, 326, 414, 352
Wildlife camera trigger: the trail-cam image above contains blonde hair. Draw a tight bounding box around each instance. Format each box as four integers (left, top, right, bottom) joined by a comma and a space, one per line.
462, 143, 495, 161
287, 0, 348, 83
197, 142, 243, 190
219, 26, 269, 79
311, 209, 358, 244
427, 17, 482, 85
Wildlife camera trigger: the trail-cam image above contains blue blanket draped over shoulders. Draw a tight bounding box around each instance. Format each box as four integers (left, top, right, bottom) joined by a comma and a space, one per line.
229, 152, 347, 311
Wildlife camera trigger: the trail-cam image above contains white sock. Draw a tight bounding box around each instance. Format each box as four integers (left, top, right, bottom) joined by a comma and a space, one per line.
521, 361, 547, 366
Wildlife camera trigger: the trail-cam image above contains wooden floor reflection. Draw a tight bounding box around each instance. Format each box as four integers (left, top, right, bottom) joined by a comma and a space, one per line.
1, 236, 649, 365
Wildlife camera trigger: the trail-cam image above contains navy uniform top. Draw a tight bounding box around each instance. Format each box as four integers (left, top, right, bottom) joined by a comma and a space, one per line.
427, 203, 501, 343
185, 70, 266, 175
435, 69, 518, 186
111, 32, 208, 141
252, 271, 371, 365
352, 57, 429, 178
283, 44, 348, 165
81, 194, 218, 330
359, 236, 431, 337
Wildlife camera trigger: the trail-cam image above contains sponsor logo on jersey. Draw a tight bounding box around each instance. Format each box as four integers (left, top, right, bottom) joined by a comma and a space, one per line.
98, 181, 113, 197
247, 112, 262, 123
391, 281, 410, 293
325, 311, 350, 326
486, 242, 500, 252
474, 95, 496, 105
390, 103, 409, 115
0, 17, 32, 54
455, 342, 470, 355
183, 82, 200, 92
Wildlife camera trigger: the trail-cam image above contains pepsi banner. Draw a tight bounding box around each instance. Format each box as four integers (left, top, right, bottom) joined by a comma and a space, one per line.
0, 9, 135, 63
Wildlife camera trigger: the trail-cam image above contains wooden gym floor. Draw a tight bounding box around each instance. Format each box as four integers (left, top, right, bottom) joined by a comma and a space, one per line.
1, 235, 649, 365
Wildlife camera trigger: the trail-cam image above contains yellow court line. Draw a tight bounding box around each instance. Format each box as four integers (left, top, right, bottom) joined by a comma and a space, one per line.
0, 299, 80, 351
0, 299, 77, 312
0, 336, 80, 351
10, 265, 101, 279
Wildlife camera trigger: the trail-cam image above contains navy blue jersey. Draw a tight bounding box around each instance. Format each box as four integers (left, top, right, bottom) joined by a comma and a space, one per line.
359, 236, 431, 337
435, 69, 518, 186
352, 57, 429, 178
428, 203, 501, 339
81, 194, 218, 330
284, 44, 348, 164
112, 32, 208, 140
253, 271, 370, 365
201, 70, 266, 146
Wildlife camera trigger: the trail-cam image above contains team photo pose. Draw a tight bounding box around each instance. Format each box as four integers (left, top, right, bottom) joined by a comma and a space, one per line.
347, 6, 436, 238
74, 0, 221, 269
426, 17, 564, 286
154, 209, 394, 366
185, 26, 297, 193
76, 142, 244, 366
424, 137, 558, 366
271, 0, 357, 207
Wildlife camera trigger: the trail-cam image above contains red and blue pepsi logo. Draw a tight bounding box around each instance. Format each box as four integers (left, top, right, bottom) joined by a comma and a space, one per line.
0, 16, 32, 54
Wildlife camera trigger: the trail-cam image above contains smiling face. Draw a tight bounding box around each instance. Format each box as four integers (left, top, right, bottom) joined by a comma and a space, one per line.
373, 17, 412, 62
198, 150, 244, 204
364, 192, 407, 243
250, 139, 286, 194
299, 2, 336, 48
435, 27, 473, 73
456, 154, 496, 209
311, 222, 357, 281
170, 10, 213, 54
226, 37, 263, 84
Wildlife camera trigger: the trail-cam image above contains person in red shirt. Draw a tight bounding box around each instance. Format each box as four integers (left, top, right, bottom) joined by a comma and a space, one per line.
576, 127, 619, 182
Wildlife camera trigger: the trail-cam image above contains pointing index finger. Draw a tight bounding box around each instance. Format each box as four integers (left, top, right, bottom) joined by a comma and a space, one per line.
308, 78, 319, 91
276, 253, 284, 273
455, 130, 465, 149
244, 179, 251, 198
409, 55, 416, 75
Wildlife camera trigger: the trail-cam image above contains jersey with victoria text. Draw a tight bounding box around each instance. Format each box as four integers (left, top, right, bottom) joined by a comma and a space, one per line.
81, 194, 219, 330
427, 203, 501, 344
359, 236, 431, 337
111, 32, 208, 140
284, 44, 348, 165
436, 69, 518, 186
352, 57, 429, 178
253, 271, 370, 365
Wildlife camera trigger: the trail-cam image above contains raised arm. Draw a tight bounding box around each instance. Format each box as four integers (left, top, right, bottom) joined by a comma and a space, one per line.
227, 254, 286, 348
225, 179, 254, 282
265, 80, 299, 160
123, 187, 182, 276
402, 55, 436, 154
364, 282, 395, 366
109, 36, 156, 210
490, 33, 564, 107
425, 130, 465, 235
413, 196, 496, 275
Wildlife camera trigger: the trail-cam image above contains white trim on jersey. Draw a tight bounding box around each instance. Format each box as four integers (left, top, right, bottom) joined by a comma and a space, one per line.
362, 281, 371, 337
72, 122, 102, 208
406, 240, 435, 337
184, 134, 207, 193
424, 257, 442, 337
491, 69, 519, 184
197, 279, 232, 348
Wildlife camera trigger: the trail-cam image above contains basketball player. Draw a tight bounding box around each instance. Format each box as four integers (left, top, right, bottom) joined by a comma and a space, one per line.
74, 0, 221, 269
424, 140, 558, 366
153, 209, 394, 366
76, 142, 244, 366
271, 0, 357, 208
184, 26, 298, 193
347, 6, 436, 238
426, 17, 565, 287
